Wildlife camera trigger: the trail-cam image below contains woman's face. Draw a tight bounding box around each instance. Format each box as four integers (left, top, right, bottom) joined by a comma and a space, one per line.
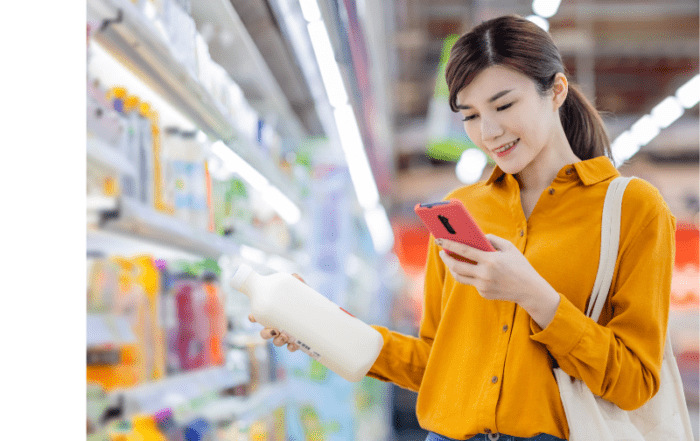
455, 65, 565, 176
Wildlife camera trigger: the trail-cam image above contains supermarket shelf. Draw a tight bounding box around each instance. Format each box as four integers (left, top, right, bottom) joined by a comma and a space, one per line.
86, 0, 303, 208
87, 0, 233, 140
87, 137, 137, 177
189, 0, 306, 140
111, 367, 250, 417
199, 383, 290, 424
89, 196, 299, 262
96, 197, 239, 259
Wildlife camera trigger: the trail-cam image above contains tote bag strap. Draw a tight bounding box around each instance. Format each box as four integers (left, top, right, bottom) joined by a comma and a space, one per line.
585, 176, 636, 321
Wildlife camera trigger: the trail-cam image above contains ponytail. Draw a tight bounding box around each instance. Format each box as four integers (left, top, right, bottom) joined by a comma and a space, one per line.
560, 84, 612, 161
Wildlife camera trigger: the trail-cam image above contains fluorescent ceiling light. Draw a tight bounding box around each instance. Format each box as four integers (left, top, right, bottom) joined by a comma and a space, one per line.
333, 104, 380, 209
526, 15, 550, 32
261, 186, 302, 225
532, 0, 561, 18
629, 115, 660, 147
298, 0, 322, 23
650, 96, 684, 129
307, 20, 349, 108
456, 149, 488, 184
611, 131, 641, 165
364, 205, 394, 255
211, 141, 269, 191
676, 74, 700, 109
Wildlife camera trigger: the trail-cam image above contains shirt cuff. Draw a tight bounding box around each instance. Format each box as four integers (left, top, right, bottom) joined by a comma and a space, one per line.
529, 292, 590, 357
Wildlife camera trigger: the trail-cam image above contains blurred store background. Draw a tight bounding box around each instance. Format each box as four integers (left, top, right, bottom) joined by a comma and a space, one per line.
83, 0, 698, 439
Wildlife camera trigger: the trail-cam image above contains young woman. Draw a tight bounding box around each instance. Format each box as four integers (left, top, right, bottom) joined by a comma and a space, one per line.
250, 14, 676, 441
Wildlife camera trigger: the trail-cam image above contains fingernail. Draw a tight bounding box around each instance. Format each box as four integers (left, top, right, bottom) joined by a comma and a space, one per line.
270, 330, 278, 337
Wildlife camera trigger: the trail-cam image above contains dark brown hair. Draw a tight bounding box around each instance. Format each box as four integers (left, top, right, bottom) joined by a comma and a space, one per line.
445, 15, 611, 161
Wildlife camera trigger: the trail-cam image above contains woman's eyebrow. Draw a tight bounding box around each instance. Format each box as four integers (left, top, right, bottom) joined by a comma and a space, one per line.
456, 89, 513, 109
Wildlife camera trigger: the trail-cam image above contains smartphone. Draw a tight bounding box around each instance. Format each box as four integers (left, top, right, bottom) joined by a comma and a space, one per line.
415, 199, 496, 263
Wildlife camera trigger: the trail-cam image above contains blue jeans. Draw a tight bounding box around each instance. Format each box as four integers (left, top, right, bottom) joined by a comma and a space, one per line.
426, 431, 566, 441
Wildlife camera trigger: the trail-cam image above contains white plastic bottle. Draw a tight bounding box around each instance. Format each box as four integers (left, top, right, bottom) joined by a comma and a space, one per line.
230, 264, 384, 383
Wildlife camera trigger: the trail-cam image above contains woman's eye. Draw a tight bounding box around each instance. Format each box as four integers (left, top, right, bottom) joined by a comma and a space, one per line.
497, 103, 513, 112
462, 115, 477, 122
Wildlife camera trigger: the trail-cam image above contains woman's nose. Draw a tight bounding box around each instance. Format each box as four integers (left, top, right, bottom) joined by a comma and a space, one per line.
481, 116, 504, 141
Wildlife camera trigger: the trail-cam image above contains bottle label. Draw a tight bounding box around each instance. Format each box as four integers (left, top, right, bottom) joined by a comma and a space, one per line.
283, 331, 321, 361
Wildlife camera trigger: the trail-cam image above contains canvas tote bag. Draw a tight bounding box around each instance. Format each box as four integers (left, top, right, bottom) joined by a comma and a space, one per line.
554, 176, 694, 441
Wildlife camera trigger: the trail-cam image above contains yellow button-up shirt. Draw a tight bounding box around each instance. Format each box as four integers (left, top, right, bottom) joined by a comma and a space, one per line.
368, 156, 676, 440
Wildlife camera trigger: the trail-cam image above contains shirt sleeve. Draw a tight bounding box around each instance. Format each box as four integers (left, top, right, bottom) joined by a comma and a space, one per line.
530, 207, 676, 411
367, 236, 446, 391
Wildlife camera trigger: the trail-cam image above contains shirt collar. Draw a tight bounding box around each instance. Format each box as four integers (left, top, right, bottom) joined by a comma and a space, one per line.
486, 156, 619, 186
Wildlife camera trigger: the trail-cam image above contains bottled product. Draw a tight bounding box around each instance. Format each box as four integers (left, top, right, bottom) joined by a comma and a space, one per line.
132, 255, 165, 380
173, 273, 209, 371
137, 102, 155, 207
150, 112, 174, 215
131, 415, 167, 441
229, 264, 384, 382
202, 272, 225, 365
161, 129, 208, 230
111, 257, 151, 383
184, 418, 213, 441
154, 408, 184, 441
87, 259, 120, 313
122, 95, 142, 199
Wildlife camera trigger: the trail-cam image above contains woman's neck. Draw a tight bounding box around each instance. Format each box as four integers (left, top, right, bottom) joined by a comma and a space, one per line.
516, 131, 581, 193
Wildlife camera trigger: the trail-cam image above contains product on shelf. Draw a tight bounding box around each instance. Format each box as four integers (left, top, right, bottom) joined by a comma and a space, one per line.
184, 417, 214, 441
172, 272, 211, 372
87, 80, 124, 148
87, 257, 144, 391
88, 259, 120, 313
132, 414, 167, 441
137, 102, 155, 207
166, 0, 197, 77
229, 264, 384, 383
155, 408, 184, 441
210, 177, 250, 237
202, 272, 226, 366
150, 110, 175, 215
133, 255, 166, 380
114, 256, 156, 383
161, 128, 210, 231
113, 91, 140, 199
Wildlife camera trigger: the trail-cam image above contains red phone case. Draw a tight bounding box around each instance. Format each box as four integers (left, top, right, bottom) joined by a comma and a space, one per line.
415, 199, 495, 263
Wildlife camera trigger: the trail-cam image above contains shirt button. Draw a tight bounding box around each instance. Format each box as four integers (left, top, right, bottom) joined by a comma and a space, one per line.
549, 188, 555, 195
503, 325, 508, 332
492, 376, 498, 383
519, 230, 524, 237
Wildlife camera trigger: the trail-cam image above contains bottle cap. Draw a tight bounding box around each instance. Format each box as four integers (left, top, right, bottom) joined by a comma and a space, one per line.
138, 102, 151, 117
230, 263, 253, 292
124, 95, 140, 113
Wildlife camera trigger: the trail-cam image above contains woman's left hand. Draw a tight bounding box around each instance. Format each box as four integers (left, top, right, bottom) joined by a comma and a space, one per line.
437, 234, 550, 306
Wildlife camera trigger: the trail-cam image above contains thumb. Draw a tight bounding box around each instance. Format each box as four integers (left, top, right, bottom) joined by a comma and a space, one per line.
485, 234, 512, 251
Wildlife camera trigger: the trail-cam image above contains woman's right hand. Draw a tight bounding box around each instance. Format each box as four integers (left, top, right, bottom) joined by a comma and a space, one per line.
247, 273, 307, 352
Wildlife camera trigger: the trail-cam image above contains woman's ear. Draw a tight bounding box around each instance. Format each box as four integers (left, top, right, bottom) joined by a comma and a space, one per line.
552, 73, 568, 109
